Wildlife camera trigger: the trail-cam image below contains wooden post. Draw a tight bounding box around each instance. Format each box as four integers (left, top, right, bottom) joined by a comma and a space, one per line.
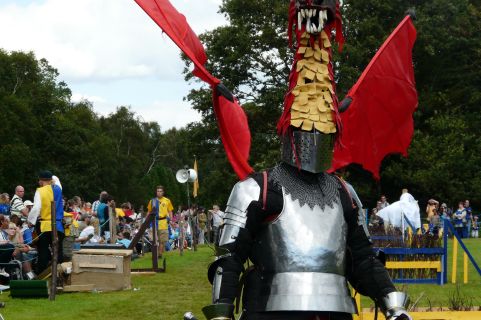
206, 211, 212, 244
463, 252, 468, 284
152, 218, 159, 271
50, 201, 58, 301
351, 288, 361, 320
442, 218, 448, 284
451, 236, 458, 284
179, 218, 184, 256
109, 206, 116, 244
192, 214, 198, 252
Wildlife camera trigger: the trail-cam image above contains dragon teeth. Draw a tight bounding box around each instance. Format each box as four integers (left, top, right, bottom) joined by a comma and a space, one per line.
298, 12, 302, 30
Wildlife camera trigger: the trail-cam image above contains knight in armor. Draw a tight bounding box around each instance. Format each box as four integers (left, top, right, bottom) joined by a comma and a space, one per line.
202, 1, 412, 320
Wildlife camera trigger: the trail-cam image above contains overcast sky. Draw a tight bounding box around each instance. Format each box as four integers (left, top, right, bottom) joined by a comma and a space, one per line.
0, 0, 227, 130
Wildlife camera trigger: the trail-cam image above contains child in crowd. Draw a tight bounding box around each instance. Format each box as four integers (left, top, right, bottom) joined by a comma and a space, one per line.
472, 216, 479, 238
116, 231, 131, 248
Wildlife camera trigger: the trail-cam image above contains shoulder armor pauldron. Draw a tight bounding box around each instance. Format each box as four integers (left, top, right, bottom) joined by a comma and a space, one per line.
218, 177, 260, 246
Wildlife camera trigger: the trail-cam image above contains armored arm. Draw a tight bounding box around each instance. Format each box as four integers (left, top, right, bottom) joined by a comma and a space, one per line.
342, 183, 411, 320
203, 178, 261, 320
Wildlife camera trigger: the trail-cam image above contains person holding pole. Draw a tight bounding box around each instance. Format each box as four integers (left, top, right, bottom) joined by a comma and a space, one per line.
27, 171, 64, 275
147, 185, 173, 259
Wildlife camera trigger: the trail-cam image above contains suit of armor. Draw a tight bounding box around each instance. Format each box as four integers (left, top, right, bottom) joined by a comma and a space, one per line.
203, 163, 410, 320
202, 1, 412, 319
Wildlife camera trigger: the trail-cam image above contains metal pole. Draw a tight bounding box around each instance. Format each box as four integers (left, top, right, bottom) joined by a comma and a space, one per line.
50, 201, 57, 301
186, 182, 190, 213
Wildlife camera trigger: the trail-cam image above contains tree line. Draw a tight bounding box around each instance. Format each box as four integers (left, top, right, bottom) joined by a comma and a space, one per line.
1, 0, 480, 211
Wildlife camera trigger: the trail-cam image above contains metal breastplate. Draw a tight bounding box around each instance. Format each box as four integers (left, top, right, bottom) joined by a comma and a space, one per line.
249, 184, 356, 313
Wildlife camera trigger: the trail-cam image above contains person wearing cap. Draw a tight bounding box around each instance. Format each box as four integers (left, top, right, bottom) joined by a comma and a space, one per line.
27, 170, 65, 274
23, 200, 34, 212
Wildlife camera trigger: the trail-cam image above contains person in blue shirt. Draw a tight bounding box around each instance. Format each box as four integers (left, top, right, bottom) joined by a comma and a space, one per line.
116, 231, 132, 248
464, 200, 473, 238
453, 201, 467, 238
0, 193, 11, 216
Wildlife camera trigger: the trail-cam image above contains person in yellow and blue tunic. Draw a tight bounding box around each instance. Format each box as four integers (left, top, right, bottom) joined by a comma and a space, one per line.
27, 171, 64, 275
147, 185, 173, 259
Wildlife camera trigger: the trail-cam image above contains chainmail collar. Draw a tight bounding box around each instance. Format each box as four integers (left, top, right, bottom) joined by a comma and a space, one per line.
269, 162, 341, 210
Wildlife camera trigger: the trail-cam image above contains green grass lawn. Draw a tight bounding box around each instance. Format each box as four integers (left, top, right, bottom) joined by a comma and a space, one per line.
1, 239, 480, 319
1, 246, 215, 320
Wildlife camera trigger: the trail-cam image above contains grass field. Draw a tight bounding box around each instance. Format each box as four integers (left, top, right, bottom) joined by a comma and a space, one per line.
1, 239, 480, 320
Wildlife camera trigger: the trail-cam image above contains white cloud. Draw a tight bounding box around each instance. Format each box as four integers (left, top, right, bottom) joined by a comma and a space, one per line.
144, 99, 201, 130
0, 0, 225, 129
0, 0, 225, 82
71, 93, 107, 104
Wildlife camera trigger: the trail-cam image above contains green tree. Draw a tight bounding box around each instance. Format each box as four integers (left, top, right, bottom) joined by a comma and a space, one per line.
182, 0, 481, 210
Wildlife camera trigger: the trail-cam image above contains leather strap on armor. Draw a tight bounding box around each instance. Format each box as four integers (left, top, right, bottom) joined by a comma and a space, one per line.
262, 171, 267, 210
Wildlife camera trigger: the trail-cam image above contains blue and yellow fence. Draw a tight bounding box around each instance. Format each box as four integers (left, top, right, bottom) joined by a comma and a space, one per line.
371, 218, 481, 285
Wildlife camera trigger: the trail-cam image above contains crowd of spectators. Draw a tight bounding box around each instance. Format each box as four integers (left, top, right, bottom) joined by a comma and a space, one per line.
369, 194, 479, 238
0, 182, 224, 282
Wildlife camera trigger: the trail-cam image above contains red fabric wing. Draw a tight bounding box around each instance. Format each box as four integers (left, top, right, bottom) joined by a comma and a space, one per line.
134, 0, 215, 84
134, 0, 253, 179
213, 94, 253, 180
330, 16, 418, 180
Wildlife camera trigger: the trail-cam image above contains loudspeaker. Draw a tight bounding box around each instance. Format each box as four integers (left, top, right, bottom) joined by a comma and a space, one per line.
176, 169, 189, 183
176, 169, 197, 183
187, 169, 197, 182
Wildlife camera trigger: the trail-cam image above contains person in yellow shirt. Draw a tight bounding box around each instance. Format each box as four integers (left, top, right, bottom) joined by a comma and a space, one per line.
27, 171, 64, 274
115, 207, 125, 218
147, 185, 173, 258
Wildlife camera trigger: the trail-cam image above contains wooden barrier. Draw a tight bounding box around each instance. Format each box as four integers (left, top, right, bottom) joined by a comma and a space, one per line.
451, 237, 458, 284
127, 213, 165, 273
360, 311, 481, 320
353, 289, 481, 320
386, 261, 442, 272
373, 247, 444, 284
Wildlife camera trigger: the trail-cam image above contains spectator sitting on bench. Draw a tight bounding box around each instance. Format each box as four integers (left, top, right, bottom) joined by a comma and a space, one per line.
0, 215, 14, 277
75, 215, 99, 244
7, 222, 35, 279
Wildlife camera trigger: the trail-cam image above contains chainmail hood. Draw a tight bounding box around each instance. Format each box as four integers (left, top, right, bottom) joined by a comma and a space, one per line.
269, 162, 341, 210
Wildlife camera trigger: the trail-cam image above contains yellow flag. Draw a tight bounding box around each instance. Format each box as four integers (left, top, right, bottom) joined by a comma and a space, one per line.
193, 159, 199, 198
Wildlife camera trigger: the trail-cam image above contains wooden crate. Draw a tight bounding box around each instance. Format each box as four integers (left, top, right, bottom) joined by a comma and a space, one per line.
70, 249, 132, 291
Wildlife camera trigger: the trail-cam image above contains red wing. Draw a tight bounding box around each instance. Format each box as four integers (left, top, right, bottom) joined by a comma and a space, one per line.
134, 0, 253, 179
331, 16, 418, 180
